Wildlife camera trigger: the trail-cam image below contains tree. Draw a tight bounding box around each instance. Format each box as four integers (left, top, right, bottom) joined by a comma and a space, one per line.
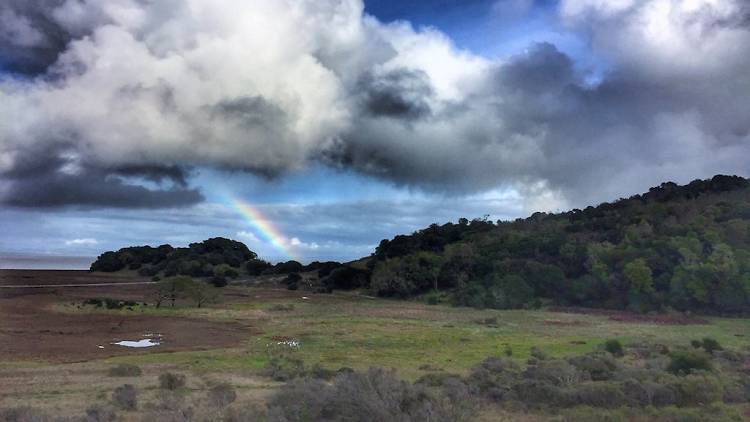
624, 258, 654, 295
151, 277, 194, 308
185, 281, 220, 308
416, 252, 443, 292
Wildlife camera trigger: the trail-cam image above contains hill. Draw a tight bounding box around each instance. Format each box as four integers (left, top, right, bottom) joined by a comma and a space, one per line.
89, 237, 357, 288
91, 175, 750, 314
368, 175, 750, 314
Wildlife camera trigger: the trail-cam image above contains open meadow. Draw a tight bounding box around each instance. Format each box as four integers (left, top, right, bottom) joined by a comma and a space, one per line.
2, 270, 750, 421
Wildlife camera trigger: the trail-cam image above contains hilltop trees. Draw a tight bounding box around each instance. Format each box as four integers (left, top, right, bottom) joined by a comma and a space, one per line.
366, 175, 750, 314
91, 238, 258, 281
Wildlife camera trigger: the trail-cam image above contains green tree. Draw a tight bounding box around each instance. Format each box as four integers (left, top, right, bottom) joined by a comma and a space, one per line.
185, 280, 220, 308
624, 258, 654, 295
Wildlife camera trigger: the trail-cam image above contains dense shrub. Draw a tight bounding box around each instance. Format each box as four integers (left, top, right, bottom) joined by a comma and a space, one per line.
667, 351, 712, 375
159, 372, 187, 390
622, 379, 678, 407
425, 291, 440, 305
264, 357, 306, 382
273, 260, 304, 274
467, 357, 520, 401
108, 364, 142, 377
285, 273, 301, 290
692, 338, 723, 354
672, 374, 723, 406
83, 298, 138, 310
572, 383, 627, 408
604, 339, 624, 357
321, 266, 370, 291
246, 259, 272, 276
210, 275, 228, 287
267, 368, 476, 422
523, 361, 584, 387
568, 353, 617, 381
112, 384, 138, 410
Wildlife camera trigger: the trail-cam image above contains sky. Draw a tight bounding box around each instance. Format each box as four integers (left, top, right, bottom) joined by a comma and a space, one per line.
1, 0, 749, 268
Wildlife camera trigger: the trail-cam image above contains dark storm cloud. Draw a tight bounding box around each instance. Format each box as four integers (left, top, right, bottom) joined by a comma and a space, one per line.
1, 0, 749, 210
3, 171, 203, 208
359, 69, 433, 119
0, 146, 202, 208
112, 164, 190, 187
0, 0, 76, 75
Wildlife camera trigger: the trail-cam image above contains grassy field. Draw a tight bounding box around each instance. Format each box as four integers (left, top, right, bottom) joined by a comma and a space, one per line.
2, 277, 750, 420
87, 289, 750, 378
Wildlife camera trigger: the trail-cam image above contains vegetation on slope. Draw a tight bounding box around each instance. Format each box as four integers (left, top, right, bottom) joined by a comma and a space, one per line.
91, 175, 750, 315
90, 237, 341, 285
367, 175, 750, 315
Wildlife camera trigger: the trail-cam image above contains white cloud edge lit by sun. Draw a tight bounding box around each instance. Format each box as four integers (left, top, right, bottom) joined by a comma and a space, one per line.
64, 238, 98, 246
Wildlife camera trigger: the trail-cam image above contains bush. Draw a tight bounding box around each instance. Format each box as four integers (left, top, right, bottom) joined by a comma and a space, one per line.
604, 339, 624, 357
85, 404, 117, 422
321, 266, 370, 291
667, 351, 712, 375
512, 379, 568, 407
208, 383, 237, 408
523, 360, 583, 387
159, 372, 187, 390
530, 346, 548, 361
672, 374, 723, 406
274, 260, 304, 274
699, 338, 723, 354
572, 382, 627, 408
108, 363, 142, 377
267, 368, 476, 422
425, 291, 440, 305
309, 364, 337, 380
622, 379, 678, 407
210, 276, 228, 287
568, 353, 617, 381
264, 357, 306, 382
467, 357, 520, 400
112, 384, 138, 410
285, 273, 301, 290
246, 259, 272, 276
0, 406, 49, 422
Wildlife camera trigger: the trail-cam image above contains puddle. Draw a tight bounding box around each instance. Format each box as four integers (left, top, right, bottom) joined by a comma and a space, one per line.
113, 339, 161, 348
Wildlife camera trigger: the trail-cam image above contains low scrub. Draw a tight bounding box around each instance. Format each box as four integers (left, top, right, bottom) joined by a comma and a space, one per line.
112, 384, 138, 411
159, 372, 187, 391
208, 383, 237, 408
83, 298, 138, 310
107, 363, 142, 377
667, 351, 713, 375
267, 367, 476, 422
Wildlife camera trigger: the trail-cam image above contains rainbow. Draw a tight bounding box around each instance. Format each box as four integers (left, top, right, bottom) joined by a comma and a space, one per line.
227, 196, 297, 260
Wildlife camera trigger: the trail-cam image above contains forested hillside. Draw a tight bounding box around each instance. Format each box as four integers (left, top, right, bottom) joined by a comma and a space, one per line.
367, 175, 750, 314
91, 175, 750, 315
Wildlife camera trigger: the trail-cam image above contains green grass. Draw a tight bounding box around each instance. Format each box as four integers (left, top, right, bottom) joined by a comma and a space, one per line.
73, 287, 750, 379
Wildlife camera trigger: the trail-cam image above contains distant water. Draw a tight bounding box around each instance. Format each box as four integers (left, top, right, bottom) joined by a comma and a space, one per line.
0, 254, 94, 270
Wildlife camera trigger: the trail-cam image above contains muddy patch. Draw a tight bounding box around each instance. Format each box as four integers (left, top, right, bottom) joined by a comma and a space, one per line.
548, 307, 709, 325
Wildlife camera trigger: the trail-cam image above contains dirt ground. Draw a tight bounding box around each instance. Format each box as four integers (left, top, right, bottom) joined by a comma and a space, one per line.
0, 270, 256, 363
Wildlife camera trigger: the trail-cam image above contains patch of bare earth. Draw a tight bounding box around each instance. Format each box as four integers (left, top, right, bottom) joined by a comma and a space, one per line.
548, 306, 709, 325
0, 270, 256, 363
